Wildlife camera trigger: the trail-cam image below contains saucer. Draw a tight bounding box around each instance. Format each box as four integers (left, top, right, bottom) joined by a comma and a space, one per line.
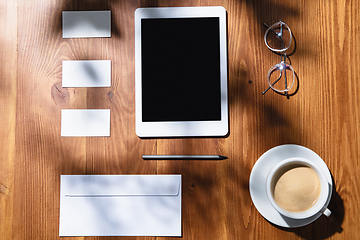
249, 144, 333, 228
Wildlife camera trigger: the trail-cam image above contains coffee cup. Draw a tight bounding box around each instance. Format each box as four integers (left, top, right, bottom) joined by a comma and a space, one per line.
266, 157, 331, 219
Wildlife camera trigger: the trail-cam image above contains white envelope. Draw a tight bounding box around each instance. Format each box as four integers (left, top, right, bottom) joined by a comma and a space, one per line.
59, 175, 182, 236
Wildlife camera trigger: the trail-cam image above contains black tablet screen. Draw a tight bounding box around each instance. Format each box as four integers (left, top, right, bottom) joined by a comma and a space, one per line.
141, 17, 221, 122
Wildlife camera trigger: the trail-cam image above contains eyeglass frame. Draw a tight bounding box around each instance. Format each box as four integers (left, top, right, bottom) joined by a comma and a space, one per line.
262, 20, 295, 95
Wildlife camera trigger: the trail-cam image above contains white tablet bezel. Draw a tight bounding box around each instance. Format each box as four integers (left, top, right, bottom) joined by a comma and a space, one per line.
135, 6, 228, 137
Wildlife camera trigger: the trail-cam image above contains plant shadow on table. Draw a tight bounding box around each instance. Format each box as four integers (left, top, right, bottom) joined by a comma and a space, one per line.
271, 177, 344, 240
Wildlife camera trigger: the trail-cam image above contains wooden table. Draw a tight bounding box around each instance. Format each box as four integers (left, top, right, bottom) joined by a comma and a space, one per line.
1, 0, 359, 239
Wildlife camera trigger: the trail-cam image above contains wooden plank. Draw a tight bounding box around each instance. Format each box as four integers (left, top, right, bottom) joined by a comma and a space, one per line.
85, 0, 156, 177
151, 1, 229, 240
14, 1, 88, 239
300, 1, 360, 239
0, 0, 17, 239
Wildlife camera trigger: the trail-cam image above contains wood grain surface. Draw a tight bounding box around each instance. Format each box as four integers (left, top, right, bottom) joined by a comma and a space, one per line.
1, 0, 359, 239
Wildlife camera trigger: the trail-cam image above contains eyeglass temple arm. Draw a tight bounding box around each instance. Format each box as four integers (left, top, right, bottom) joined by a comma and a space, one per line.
262, 70, 283, 95
281, 53, 288, 95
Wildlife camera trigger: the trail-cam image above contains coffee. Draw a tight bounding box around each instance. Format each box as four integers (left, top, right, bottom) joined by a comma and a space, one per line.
273, 166, 321, 212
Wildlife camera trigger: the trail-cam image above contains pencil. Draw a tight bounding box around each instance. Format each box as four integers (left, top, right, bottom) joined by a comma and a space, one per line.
142, 155, 228, 160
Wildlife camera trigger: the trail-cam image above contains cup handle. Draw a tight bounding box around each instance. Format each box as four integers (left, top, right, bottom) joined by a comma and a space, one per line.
322, 207, 332, 217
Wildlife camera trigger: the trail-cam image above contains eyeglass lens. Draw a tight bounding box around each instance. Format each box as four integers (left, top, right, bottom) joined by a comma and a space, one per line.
265, 22, 292, 52
268, 62, 294, 92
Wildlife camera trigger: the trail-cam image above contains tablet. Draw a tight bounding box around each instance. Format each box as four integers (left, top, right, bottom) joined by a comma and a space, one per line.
135, 6, 228, 137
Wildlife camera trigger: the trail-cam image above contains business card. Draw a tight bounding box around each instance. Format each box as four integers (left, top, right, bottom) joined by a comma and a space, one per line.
62, 60, 111, 87
62, 11, 111, 38
61, 109, 110, 137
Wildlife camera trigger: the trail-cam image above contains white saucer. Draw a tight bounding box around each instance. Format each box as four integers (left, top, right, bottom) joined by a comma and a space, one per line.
249, 144, 333, 228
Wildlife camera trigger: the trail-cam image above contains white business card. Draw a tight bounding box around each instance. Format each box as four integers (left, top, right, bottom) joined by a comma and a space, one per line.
62, 60, 111, 88
61, 109, 110, 137
62, 11, 111, 38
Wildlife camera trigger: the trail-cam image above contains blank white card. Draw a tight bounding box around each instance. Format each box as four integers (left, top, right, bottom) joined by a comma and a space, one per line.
61, 109, 110, 137
62, 60, 111, 88
62, 11, 111, 38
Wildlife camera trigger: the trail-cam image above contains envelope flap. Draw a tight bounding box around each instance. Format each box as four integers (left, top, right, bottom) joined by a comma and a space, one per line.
61, 175, 181, 196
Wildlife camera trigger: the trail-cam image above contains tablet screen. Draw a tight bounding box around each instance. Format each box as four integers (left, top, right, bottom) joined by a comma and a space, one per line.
141, 17, 221, 122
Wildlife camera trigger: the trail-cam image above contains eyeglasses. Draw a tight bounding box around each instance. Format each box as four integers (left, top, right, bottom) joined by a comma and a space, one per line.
262, 20, 295, 95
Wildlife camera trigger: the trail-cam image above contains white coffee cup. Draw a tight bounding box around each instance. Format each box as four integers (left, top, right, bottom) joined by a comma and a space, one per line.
266, 157, 332, 219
